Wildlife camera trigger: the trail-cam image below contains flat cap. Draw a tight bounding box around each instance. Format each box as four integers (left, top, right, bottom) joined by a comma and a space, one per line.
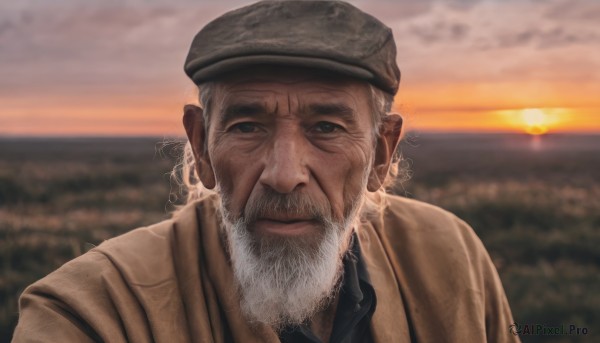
184, 0, 400, 95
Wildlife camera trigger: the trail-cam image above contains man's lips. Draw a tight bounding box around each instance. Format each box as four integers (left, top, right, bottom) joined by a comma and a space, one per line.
252, 217, 319, 236
259, 216, 313, 223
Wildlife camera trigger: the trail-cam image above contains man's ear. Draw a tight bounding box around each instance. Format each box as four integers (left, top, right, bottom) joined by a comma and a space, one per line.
183, 104, 216, 189
367, 113, 403, 192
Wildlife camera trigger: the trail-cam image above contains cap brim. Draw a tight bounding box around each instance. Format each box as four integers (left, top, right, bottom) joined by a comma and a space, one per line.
187, 54, 376, 86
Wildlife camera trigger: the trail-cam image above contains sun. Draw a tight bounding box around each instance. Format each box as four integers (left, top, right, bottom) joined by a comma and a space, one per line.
522, 109, 549, 135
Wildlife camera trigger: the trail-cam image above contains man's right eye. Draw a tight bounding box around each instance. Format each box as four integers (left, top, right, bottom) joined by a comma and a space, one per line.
231, 122, 258, 133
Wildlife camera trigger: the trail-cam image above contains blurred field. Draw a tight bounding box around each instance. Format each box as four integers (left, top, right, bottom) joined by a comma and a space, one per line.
1, 133, 599, 342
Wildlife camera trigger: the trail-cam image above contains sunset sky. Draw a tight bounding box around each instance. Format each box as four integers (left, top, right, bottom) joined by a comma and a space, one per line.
1, 0, 599, 136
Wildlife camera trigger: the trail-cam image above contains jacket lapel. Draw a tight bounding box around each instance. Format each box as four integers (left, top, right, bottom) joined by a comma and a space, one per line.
359, 219, 412, 342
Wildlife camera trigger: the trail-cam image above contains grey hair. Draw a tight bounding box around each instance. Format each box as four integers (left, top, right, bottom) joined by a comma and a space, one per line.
170, 82, 408, 213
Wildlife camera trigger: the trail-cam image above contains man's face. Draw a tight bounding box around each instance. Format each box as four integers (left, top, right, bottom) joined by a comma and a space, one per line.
207, 68, 375, 239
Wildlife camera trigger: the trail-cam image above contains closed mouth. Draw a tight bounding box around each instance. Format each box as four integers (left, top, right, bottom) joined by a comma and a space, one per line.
252, 217, 320, 236
258, 217, 313, 223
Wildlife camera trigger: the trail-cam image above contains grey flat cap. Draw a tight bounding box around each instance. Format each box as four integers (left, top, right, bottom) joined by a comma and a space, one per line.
184, 0, 400, 95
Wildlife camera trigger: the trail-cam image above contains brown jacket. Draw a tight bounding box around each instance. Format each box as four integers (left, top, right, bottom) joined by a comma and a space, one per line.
13, 195, 519, 342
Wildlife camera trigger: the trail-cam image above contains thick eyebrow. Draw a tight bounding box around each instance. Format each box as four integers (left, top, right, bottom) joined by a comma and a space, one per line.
306, 103, 357, 123
218, 102, 268, 127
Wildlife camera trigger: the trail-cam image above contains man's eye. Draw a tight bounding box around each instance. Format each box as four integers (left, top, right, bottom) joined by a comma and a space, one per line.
313, 122, 341, 133
232, 122, 258, 133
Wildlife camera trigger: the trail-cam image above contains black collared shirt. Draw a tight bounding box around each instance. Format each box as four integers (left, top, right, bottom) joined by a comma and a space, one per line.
279, 235, 377, 343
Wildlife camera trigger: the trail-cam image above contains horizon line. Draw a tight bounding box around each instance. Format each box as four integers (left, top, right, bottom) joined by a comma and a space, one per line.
2, 130, 600, 140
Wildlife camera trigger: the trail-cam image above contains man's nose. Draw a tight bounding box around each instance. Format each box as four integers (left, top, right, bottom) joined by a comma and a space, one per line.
259, 136, 309, 194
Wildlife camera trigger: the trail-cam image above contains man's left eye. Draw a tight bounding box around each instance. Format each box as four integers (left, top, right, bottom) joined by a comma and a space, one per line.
313, 122, 342, 133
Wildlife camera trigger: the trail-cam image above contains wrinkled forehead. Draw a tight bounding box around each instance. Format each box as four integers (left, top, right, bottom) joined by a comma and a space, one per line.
210, 66, 372, 107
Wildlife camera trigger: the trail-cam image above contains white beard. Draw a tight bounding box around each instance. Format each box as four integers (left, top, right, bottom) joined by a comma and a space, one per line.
220, 187, 366, 330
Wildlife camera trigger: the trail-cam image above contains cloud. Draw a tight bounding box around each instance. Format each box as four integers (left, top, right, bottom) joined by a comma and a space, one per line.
544, 0, 600, 22
408, 20, 470, 44
497, 27, 599, 49
0, 2, 241, 96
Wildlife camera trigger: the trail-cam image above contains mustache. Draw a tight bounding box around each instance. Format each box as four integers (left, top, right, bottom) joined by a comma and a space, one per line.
243, 188, 332, 225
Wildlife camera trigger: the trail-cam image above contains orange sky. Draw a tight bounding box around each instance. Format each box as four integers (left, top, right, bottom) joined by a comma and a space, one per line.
397, 80, 600, 134
1, 0, 599, 136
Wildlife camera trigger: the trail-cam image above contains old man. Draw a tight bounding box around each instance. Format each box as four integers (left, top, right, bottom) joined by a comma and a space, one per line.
13, 1, 519, 342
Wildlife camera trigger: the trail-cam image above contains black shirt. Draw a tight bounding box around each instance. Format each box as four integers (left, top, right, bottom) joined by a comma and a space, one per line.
279, 235, 377, 343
